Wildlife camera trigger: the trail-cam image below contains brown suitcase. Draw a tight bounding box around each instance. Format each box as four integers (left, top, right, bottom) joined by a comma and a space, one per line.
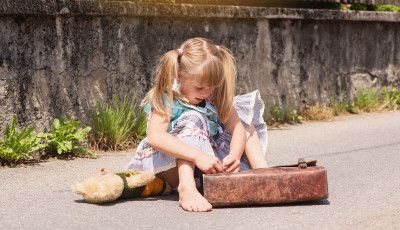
202, 159, 328, 207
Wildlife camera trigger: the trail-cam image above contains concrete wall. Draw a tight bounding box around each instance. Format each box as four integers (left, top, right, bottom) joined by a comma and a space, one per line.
1, 0, 400, 131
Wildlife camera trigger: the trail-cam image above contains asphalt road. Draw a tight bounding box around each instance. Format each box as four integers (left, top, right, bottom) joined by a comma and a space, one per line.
1, 111, 399, 230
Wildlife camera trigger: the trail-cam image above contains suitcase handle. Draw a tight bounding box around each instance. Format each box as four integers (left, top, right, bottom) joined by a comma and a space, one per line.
272, 159, 317, 169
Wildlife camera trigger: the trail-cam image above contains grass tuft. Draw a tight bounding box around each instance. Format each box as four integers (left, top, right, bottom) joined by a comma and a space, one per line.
379, 84, 400, 111
90, 92, 146, 151
354, 88, 380, 113
265, 85, 400, 127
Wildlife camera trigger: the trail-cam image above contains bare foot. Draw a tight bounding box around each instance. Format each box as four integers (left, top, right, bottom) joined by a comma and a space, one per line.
178, 185, 212, 212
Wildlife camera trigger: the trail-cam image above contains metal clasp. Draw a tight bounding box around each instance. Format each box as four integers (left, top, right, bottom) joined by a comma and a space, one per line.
298, 158, 307, 169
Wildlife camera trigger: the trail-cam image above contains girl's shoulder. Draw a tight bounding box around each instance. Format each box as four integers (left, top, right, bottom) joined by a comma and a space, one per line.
144, 93, 188, 117
145, 93, 218, 119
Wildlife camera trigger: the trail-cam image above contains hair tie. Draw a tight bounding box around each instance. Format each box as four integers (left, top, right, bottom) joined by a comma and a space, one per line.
215, 45, 220, 51
177, 49, 183, 56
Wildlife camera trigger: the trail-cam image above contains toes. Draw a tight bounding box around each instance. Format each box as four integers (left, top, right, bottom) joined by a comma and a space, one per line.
197, 202, 211, 212
182, 204, 193, 212
179, 190, 212, 212
203, 202, 212, 212
197, 206, 205, 212
188, 205, 195, 212
201, 203, 208, 212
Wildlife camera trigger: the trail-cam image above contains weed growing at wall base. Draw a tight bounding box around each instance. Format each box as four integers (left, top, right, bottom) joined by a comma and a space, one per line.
37, 114, 92, 157
132, 109, 147, 144
91, 92, 146, 151
354, 88, 380, 112
264, 103, 303, 126
266, 85, 400, 126
379, 84, 400, 110
0, 115, 43, 165
329, 95, 352, 116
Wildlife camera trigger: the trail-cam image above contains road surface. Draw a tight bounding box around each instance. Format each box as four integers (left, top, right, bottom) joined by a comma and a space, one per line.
1, 111, 399, 229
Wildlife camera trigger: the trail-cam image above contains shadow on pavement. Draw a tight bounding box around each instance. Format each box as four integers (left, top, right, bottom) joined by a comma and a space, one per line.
213, 198, 330, 210
73, 194, 179, 206
73, 195, 329, 208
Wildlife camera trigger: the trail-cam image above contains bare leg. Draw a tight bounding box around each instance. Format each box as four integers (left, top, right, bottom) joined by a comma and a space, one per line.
244, 124, 269, 168
177, 159, 212, 212
156, 165, 179, 188
156, 159, 212, 212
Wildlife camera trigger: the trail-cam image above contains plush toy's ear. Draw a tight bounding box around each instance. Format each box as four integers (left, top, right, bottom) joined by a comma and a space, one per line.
125, 172, 155, 188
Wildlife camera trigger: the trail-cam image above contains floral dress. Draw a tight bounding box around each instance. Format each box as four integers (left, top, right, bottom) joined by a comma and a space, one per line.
124, 90, 268, 174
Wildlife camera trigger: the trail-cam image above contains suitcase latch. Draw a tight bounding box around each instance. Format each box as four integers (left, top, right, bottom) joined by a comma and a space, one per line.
298, 158, 307, 169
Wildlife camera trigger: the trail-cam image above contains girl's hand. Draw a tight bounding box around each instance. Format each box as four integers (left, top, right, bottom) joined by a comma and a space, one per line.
222, 155, 241, 173
194, 153, 223, 174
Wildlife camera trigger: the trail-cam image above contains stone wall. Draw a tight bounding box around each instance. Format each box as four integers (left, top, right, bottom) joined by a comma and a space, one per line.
1, 0, 399, 131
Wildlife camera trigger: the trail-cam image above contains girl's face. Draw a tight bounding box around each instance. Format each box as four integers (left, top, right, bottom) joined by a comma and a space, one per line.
179, 77, 213, 105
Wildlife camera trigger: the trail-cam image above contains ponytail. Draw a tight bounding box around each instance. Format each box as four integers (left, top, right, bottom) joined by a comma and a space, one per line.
142, 50, 180, 118
214, 45, 236, 123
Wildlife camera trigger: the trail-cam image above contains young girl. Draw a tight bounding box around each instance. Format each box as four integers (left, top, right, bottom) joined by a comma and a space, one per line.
125, 38, 268, 212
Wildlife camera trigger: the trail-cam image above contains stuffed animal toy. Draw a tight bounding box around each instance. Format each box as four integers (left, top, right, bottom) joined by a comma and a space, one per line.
71, 168, 171, 204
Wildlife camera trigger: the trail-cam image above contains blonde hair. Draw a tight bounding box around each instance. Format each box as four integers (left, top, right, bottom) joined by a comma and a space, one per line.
142, 38, 236, 123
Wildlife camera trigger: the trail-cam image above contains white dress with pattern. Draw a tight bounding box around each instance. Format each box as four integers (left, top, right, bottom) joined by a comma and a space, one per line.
124, 90, 268, 174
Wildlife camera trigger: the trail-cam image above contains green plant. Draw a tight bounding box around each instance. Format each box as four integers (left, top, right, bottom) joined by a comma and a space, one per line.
236, 88, 244, 96
264, 103, 303, 126
91, 92, 141, 150
354, 88, 379, 112
37, 114, 92, 156
350, 4, 368, 11
329, 93, 352, 116
132, 109, 147, 144
330, 98, 350, 116
0, 115, 42, 164
346, 103, 358, 114
374, 4, 400, 12
380, 84, 400, 110
290, 108, 303, 123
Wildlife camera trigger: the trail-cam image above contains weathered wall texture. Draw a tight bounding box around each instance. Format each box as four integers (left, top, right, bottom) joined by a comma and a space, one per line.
0, 0, 399, 131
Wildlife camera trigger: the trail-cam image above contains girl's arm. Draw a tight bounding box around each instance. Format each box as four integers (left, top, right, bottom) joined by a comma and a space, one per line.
147, 111, 223, 174
223, 107, 246, 172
